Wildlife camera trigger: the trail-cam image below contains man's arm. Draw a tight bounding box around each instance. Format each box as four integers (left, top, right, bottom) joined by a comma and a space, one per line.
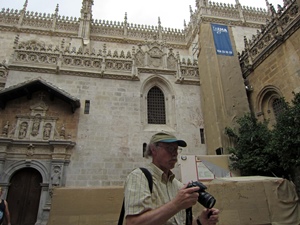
126, 185, 200, 225
4, 200, 11, 225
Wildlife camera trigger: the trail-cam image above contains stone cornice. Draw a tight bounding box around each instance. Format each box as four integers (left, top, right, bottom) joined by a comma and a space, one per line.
8, 38, 200, 85
200, 16, 263, 28
175, 78, 200, 86
8, 64, 140, 81
137, 67, 177, 76
0, 138, 76, 148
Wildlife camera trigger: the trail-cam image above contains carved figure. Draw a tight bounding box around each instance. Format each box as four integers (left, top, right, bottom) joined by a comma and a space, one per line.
43, 123, 52, 139
19, 122, 28, 139
51, 166, 61, 186
60, 124, 66, 139
2, 121, 9, 137
31, 115, 41, 136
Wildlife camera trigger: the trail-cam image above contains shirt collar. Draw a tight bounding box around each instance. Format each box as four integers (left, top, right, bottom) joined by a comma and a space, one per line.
149, 162, 175, 183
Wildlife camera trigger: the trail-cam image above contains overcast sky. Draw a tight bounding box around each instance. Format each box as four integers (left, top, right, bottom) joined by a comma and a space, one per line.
1, 0, 284, 28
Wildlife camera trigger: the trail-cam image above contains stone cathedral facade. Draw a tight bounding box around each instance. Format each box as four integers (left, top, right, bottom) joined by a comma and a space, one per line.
0, 0, 299, 224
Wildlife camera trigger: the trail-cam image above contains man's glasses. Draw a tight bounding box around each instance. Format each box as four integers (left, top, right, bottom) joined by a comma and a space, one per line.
157, 144, 182, 154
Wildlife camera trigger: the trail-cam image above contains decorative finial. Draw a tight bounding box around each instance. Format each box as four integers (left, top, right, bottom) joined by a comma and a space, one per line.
265, 0, 270, 7
158, 17, 161, 27
55, 4, 59, 15
124, 12, 127, 23
23, 0, 28, 10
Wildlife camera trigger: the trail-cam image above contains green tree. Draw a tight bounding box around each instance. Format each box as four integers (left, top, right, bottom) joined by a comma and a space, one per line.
270, 92, 300, 174
225, 113, 282, 177
225, 92, 300, 179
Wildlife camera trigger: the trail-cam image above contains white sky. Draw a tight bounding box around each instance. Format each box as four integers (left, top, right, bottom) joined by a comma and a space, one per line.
0, 0, 284, 28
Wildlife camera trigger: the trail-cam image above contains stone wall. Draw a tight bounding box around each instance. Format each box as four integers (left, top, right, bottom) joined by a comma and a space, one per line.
248, 28, 300, 124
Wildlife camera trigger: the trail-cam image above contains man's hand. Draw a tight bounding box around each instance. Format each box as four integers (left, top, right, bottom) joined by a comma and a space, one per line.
198, 208, 219, 225
172, 183, 200, 210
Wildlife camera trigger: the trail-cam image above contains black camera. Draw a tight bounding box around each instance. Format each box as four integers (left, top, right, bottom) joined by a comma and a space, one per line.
187, 181, 216, 209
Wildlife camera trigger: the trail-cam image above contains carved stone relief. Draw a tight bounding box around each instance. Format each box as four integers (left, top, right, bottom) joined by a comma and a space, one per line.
135, 50, 145, 67
11, 94, 60, 141
148, 47, 163, 68
167, 54, 177, 70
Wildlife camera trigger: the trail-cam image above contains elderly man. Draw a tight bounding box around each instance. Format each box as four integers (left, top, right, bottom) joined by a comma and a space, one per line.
124, 132, 219, 225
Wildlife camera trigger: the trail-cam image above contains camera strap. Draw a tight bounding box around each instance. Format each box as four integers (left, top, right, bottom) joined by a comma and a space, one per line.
186, 207, 193, 225
117, 167, 153, 225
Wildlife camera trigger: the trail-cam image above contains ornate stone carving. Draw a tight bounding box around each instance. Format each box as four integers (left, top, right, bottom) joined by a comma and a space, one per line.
239, 0, 299, 78
135, 49, 145, 67
148, 47, 163, 67
1, 121, 9, 137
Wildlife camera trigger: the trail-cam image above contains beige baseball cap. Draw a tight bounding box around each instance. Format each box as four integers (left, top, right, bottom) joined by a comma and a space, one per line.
150, 132, 187, 147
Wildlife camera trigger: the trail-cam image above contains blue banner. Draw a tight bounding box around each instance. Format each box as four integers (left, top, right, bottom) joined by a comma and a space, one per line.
211, 24, 233, 56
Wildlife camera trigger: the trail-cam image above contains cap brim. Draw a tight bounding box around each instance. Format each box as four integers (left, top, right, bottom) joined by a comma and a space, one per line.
159, 139, 187, 147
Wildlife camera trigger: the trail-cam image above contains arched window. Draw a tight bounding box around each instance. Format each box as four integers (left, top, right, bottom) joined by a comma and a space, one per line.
256, 86, 283, 128
140, 75, 176, 130
147, 86, 166, 124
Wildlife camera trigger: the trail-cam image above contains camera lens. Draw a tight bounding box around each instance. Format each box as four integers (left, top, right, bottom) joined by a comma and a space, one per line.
198, 192, 216, 209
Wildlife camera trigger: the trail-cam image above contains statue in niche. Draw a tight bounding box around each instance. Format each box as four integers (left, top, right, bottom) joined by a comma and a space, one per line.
43, 123, 52, 140
19, 122, 28, 139
60, 124, 66, 139
2, 121, 9, 137
51, 166, 61, 186
31, 115, 41, 136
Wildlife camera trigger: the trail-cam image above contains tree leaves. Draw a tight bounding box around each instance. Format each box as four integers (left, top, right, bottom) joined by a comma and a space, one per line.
225, 92, 300, 178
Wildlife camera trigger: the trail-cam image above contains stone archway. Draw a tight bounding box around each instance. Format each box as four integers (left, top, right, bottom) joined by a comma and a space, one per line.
6, 168, 42, 225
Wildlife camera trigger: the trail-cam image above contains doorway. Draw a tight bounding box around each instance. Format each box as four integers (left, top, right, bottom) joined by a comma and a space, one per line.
6, 168, 42, 225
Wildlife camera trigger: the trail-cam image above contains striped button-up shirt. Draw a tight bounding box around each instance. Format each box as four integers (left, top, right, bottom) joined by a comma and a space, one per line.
124, 163, 185, 225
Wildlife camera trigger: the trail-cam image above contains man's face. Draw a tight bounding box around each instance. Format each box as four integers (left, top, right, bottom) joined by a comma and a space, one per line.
152, 142, 179, 172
